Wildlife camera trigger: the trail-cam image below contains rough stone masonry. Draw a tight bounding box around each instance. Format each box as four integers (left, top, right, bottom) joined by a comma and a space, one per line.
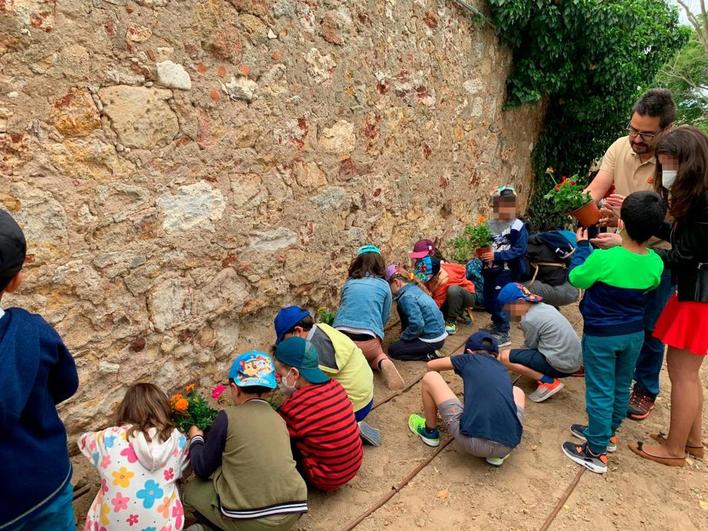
0, 0, 543, 437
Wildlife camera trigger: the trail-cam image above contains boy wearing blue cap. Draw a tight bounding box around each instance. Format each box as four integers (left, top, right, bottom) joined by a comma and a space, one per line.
497, 282, 582, 403
0, 210, 79, 531
408, 332, 524, 466
274, 306, 374, 423
274, 337, 363, 491
184, 352, 307, 531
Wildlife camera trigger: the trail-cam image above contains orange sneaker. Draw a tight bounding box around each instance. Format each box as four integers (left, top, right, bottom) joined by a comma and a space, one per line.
529, 379, 564, 403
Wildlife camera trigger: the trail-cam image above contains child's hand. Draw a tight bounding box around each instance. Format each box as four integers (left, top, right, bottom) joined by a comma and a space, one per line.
188, 426, 204, 439
575, 227, 589, 242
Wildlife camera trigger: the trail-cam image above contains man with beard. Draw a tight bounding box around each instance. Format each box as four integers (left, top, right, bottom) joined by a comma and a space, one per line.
586, 89, 676, 421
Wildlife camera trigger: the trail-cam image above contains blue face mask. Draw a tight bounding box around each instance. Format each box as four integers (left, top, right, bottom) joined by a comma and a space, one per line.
414, 256, 434, 282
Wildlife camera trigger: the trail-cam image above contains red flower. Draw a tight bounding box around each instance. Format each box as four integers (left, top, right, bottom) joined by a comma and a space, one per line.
211, 384, 227, 401
126, 514, 139, 526
163, 467, 174, 481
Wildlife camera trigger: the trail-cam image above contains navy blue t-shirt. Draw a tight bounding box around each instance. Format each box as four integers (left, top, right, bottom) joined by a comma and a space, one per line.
450, 354, 522, 449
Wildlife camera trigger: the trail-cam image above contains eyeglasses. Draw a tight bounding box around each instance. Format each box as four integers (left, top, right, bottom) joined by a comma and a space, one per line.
627, 124, 660, 141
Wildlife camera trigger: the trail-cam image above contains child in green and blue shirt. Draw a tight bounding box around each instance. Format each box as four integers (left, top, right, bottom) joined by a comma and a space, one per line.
561, 191, 666, 474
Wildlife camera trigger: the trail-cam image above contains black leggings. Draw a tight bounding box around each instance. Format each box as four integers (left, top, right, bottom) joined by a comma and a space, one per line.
388, 337, 446, 361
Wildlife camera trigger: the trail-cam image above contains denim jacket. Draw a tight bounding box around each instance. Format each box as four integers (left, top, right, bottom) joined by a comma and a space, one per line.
333, 276, 392, 339
395, 283, 446, 341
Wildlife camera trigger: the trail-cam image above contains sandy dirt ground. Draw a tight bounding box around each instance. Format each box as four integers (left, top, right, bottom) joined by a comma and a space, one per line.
71, 305, 708, 530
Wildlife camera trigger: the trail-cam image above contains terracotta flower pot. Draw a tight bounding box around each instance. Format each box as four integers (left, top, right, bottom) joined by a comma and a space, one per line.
571, 201, 601, 228
475, 245, 492, 258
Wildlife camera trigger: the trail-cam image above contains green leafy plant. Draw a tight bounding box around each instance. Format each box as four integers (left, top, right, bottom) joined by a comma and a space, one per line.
543, 170, 592, 214
448, 218, 493, 262
169, 384, 218, 433
486, 0, 689, 230
316, 307, 336, 326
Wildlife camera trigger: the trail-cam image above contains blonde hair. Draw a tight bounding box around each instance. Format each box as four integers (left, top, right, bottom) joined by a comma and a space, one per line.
114, 383, 175, 442
388, 266, 431, 295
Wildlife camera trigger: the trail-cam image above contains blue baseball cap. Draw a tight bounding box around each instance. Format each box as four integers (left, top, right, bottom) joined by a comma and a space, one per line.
274, 305, 311, 344
464, 331, 499, 354
228, 351, 277, 389
356, 244, 381, 255
497, 282, 543, 306
274, 337, 329, 384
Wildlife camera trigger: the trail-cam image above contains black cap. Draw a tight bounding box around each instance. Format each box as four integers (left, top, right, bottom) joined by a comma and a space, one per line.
0, 209, 26, 283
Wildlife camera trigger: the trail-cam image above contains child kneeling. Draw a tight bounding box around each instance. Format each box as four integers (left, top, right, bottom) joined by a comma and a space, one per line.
274, 337, 363, 491
184, 352, 307, 531
408, 332, 524, 466
497, 283, 582, 403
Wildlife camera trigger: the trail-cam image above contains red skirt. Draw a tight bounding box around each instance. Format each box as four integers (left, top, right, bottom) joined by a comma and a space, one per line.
654, 294, 708, 356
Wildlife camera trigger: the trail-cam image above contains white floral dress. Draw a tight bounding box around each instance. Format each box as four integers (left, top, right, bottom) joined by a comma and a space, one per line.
79, 425, 189, 531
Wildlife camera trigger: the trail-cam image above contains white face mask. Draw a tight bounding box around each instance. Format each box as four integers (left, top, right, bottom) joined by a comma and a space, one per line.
662, 170, 678, 189
278, 370, 297, 396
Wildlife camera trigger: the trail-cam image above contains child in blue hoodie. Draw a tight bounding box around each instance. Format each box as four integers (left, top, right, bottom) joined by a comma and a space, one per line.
385, 264, 448, 361
0, 210, 79, 531
478, 187, 529, 348
333, 245, 404, 390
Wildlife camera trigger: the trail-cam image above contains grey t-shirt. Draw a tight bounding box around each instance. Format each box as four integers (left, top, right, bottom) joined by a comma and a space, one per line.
521, 303, 582, 373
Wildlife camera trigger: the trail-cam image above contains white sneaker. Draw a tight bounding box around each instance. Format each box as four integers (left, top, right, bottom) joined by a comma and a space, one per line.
486, 453, 511, 466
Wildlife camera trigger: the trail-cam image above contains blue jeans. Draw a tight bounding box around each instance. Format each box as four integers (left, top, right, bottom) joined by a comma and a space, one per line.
482, 268, 513, 333
509, 348, 574, 379
583, 332, 644, 454
13, 479, 74, 531
633, 267, 674, 398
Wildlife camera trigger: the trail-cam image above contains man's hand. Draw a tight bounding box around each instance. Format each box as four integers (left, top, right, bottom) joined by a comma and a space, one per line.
590, 232, 622, 249
188, 426, 204, 440
575, 227, 589, 243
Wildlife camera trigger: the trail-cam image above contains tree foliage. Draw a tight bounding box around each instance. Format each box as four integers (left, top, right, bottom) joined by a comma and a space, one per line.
486, 0, 689, 229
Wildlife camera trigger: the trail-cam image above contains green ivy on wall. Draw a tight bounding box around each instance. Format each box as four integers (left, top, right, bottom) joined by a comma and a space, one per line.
486, 0, 689, 229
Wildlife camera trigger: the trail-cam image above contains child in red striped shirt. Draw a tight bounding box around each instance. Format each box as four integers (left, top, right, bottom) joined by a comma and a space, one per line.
273, 337, 363, 491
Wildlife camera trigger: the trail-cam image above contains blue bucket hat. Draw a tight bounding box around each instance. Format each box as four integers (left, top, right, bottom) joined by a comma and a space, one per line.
274, 337, 329, 384
274, 306, 311, 344
497, 282, 543, 306
228, 351, 277, 389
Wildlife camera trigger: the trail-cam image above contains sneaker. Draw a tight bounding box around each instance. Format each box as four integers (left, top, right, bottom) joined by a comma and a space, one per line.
359, 421, 381, 447
570, 424, 617, 453
627, 389, 656, 421
379, 358, 405, 391
408, 414, 440, 447
491, 331, 511, 348
486, 453, 511, 466
426, 350, 441, 361
561, 441, 608, 474
528, 379, 564, 403
456, 314, 473, 326
445, 322, 457, 335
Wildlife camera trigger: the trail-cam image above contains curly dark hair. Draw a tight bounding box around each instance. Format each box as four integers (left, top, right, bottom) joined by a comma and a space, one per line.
654, 126, 708, 225
348, 252, 386, 279
632, 88, 676, 128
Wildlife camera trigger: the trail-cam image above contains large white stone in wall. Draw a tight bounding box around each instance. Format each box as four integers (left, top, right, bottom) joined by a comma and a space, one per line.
156, 60, 192, 90
149, 277, 192, 332
319, 120, 355, 155
157, 181, 225, 233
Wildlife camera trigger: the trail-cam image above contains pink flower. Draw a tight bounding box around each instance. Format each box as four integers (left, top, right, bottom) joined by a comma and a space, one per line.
126, 514, 139, 526
111, 492, 130, 512
120, 445, 138, 463
100, 479, 109, 495
163, 467, 174, 481
100, 455, 111, 469
211, 384, 227, 400
172, 500, 184, 529
160, 526, 172, 531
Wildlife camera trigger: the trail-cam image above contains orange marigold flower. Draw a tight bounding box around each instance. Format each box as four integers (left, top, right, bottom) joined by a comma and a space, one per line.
174, 398, 189, 412
476, 214, 487, 224
169, 393, 183, 406
185, 384, 196, 393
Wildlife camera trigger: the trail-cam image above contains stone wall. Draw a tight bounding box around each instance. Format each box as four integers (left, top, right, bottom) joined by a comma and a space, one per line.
0, 0, 544, 435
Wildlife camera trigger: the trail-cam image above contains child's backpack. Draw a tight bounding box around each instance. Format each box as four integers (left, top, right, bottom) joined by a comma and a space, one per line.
523, 230, 576, 286
465, 258, 486, 308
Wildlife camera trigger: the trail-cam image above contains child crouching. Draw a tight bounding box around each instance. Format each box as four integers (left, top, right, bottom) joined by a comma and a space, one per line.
497, 283, 582, 403
386, 264, 448, 361
274, 337, 363, 491
79, 383, 189, 530
408, 332, 524, 466
184, 352, 307, 531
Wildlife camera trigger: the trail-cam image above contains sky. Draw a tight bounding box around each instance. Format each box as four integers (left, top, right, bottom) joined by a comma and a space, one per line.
670, 0, 702, 25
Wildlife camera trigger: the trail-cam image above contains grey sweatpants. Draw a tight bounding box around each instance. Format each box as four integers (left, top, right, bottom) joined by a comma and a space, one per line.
524, 280, 579, 307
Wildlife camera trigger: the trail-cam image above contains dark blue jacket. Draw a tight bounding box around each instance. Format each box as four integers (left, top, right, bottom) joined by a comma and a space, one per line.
486, 218, 529, 280
0, 308, 78, 529
395, 284, 446, 341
